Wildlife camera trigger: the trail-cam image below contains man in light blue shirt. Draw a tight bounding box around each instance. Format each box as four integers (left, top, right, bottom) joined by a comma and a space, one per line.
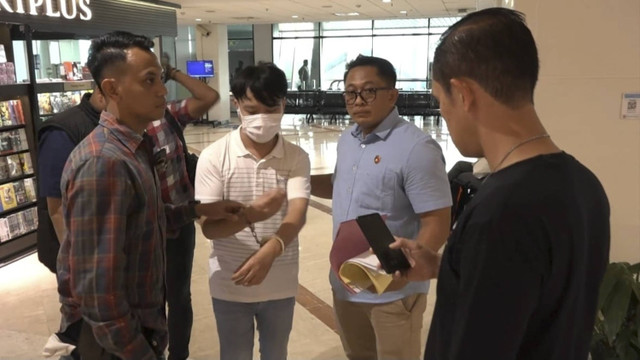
311, 55, 451, 360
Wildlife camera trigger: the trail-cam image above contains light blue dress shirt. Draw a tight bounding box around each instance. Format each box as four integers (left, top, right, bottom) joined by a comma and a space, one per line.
331, 107, 452, 303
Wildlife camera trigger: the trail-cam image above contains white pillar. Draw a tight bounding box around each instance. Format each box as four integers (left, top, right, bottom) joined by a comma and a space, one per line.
253, 24, 273, 64
195, 24, 231, 123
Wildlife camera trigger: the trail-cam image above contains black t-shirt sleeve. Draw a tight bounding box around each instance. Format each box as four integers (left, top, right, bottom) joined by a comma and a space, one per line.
447, 209, 548, 359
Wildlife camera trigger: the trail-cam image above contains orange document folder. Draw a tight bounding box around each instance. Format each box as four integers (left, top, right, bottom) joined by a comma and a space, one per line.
330, 217, 393, 294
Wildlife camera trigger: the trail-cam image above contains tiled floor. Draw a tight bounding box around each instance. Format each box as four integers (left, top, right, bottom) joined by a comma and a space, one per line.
0, 114, 472, 359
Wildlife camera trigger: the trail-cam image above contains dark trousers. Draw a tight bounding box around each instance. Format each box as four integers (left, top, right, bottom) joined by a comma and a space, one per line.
77, 320, 165, 360
165, 222, 196, 360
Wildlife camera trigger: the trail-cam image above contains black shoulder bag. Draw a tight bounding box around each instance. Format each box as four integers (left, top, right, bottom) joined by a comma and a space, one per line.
164, 109, 198, 185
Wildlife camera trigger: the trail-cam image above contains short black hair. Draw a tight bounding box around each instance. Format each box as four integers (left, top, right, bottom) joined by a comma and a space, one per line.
86, 31, 155, 93
343, 55, 396, 87
433, 8, 539, 107
231, 62, 288, 107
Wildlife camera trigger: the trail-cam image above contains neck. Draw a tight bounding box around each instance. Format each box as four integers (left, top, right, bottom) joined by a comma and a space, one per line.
240, 131, 278, 159
106, 105, 148, 135
478, 104, 560, 172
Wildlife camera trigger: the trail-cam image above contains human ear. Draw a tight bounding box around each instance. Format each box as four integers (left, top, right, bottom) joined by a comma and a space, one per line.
100, 79, 119, 102
450, 78, 474, 111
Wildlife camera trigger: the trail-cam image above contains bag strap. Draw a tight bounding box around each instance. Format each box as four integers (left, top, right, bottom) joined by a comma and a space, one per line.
164, 108, 191, 156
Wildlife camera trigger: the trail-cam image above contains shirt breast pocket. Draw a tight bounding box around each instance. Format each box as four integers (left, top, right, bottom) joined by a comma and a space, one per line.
357, 166, 397, 212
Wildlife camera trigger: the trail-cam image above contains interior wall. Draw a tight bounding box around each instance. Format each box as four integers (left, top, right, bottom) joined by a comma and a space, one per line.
516, 0, 640, 262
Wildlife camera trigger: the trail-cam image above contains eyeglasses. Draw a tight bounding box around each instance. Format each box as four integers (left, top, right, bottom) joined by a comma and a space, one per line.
342, 87, 393, 105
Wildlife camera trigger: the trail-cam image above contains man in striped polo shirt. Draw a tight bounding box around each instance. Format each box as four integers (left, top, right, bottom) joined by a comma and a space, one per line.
195, 62, 310, 360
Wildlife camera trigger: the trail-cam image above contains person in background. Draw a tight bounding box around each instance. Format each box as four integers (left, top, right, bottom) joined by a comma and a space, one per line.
233, 60, 244, 81
297, 59, 309, 90
147, 52, 217, 360
195, 62, 310, 360
310, 55, 451, 360
392, 8, 610, 360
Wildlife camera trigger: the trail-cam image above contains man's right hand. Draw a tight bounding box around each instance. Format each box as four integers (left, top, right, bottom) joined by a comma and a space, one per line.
390, 237, 441, 281
246, 188, 286, 223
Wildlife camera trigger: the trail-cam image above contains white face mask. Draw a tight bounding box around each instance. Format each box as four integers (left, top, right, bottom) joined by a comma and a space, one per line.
239, 109, 283, 143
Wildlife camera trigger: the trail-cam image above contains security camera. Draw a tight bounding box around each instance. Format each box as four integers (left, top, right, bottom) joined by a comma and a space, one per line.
196, 24, 211, 37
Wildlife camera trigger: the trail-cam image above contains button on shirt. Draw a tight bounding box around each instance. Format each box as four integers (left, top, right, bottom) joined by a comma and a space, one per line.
59, 112, 167, 360
331, 107, 451, 303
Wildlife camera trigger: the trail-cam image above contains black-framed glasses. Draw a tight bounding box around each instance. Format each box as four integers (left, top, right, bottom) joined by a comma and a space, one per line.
342, 87, 393, 105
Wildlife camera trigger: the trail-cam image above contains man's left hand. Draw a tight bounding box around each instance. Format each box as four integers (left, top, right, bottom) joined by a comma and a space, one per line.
231, 240, 280, 286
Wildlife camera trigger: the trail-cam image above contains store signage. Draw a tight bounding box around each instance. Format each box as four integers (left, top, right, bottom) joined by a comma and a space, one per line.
0, 0, 92, 21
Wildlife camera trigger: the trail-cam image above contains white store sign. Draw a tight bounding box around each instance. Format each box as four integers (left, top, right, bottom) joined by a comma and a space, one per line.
0, 0, 92, 21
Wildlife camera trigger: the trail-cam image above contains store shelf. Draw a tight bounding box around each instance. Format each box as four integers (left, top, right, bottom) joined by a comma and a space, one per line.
0, 84, 30, 99
0, 228, 36, 245
0, 230, 36, 266
0, 173, 35, 187
0, 148, 29, 157
35, 80, 94, 94
0, 200, 37, 217
0, 124, 26, 132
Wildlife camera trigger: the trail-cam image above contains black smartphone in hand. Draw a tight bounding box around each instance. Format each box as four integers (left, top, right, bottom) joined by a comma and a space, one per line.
355, 213, 411, 274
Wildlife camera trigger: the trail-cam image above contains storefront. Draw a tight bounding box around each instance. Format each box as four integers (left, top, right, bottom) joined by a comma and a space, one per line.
0, 0, 179, 265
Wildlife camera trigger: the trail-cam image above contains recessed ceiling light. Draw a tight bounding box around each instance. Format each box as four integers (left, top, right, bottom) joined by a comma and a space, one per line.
382, 0, 392, 2
195, 18, 202, 21
399, 10, 407, 14
292, 15, 299, 18
333, 12, 359, 16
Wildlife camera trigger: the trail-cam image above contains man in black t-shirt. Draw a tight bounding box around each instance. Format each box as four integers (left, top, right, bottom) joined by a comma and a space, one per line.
392, 8, 610, 360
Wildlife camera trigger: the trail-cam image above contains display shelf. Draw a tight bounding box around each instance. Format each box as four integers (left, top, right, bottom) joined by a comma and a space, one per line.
35, 80, 94, 94
0, 84, 30, 99
0, 148, 29, 157
0, 230, 36, 266
0, 228, 36, 245
0, 124, 25, 131
0, 173, 35, 187
0, 200, 37, 217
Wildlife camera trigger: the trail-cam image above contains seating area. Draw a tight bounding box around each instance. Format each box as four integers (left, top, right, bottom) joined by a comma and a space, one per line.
284, 90, 441, 124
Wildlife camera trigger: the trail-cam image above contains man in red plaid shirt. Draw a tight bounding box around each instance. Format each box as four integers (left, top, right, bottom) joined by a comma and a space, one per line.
145, 58, 218, 360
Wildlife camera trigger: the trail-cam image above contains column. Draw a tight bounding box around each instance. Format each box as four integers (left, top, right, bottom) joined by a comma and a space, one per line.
195, 24, 230, 123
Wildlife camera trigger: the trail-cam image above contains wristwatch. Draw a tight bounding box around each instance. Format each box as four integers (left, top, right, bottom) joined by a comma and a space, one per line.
187, 200, 200, 219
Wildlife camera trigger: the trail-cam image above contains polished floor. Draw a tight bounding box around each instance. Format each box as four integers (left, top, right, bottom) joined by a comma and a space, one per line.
0, 114, 472, 359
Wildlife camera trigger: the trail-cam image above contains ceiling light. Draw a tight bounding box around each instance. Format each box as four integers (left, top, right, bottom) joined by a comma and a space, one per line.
292, 15, 299, 18
195, 18, 202, 21
399, 10, 407, 14
334, 12, 360, 16
382, 0, 392, 2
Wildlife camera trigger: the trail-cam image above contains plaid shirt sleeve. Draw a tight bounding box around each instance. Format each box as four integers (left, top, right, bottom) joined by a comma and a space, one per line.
167, 99, 198, 128
65, 157, 157, 360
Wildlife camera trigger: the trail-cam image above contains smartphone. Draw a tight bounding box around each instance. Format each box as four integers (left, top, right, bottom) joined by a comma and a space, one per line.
355, 213, 411, 274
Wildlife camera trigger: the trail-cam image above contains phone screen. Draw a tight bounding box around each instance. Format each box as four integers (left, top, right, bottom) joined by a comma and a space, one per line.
355, 213, 411, 274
